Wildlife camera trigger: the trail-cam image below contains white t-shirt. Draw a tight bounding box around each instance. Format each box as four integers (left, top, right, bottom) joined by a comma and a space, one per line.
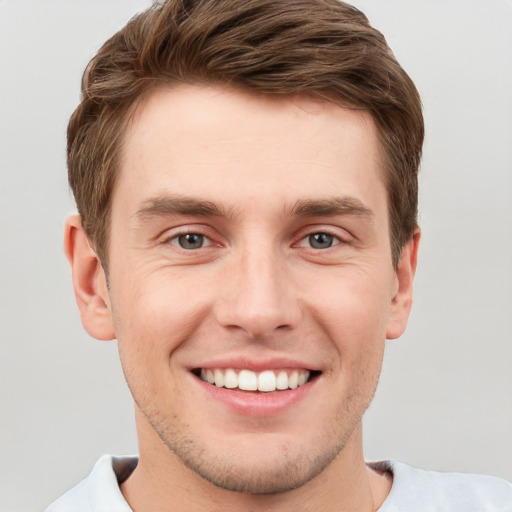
46, 455, 512, 511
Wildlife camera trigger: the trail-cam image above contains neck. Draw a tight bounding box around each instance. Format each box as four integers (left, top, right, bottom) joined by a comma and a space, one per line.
121, 414, 391, 512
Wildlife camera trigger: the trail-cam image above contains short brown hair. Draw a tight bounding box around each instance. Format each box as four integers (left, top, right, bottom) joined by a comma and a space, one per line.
68, 0, 423, 268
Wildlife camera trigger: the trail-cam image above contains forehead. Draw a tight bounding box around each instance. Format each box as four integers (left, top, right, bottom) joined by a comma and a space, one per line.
116, 85, 386, 217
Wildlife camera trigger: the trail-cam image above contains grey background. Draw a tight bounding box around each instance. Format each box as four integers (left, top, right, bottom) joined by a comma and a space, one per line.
1, 1, 511, 510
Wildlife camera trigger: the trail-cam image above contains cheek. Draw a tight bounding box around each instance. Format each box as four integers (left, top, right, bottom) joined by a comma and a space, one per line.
308, 270, 393, 339
110, 271, 214, 367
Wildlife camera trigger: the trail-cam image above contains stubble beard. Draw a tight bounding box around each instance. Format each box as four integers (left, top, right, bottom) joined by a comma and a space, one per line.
144, 410, 350, 494
134, 384, 377, 495
121, 333, 384, 495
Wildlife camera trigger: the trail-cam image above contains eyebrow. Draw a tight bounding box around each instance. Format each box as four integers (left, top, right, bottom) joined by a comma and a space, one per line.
290, 197, 374, 219
133, 194, 374, 222
134, 195, 232, 221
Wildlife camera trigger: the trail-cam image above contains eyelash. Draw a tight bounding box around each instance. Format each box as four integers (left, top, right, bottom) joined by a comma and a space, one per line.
164, 230, 216, 250
297, 232, 342, 250
163, 228, 346, 252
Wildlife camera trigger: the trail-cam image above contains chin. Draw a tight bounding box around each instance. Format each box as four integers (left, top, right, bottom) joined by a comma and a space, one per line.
145, 412, 354, 495
174, 442, 343, 494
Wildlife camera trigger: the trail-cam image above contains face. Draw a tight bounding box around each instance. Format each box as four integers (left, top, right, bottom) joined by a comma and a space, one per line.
80, 86, 416, 493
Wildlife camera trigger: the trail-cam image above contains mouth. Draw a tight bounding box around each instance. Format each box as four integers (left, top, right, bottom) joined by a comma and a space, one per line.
193, 368, 321, 393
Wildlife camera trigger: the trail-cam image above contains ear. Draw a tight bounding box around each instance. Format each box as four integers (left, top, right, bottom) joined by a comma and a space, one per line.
386, 229, 420, 340
64, 215, 115, 340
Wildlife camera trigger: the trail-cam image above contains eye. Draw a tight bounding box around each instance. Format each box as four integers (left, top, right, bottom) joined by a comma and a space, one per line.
173, 233, 207, 250
306, 232, 338, 249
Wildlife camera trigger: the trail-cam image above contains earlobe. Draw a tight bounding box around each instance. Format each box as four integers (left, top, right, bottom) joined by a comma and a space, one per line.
64, 215, 115, 341
386, 229, 420, 340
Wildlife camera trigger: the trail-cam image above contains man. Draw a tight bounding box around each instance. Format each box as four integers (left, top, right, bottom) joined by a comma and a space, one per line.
47, 0, 512, 510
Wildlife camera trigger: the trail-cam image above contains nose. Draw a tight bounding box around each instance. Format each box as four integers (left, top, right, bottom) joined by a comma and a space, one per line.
214, 245, 301, 339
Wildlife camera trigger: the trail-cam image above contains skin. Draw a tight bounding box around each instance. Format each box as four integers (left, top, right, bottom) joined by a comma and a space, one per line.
65, 85, 419, 511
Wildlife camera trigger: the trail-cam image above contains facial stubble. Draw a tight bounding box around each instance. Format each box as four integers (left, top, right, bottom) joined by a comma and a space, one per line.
125, 361, 383, 495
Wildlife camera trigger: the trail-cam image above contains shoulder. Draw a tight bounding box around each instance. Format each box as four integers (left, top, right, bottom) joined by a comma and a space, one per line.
45, 454, 138, 512
373, 461, 512, 512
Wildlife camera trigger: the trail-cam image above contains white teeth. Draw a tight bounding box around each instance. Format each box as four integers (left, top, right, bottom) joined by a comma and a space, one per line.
276, 370, 288, 390
214, 369, 224, 387
298, 371, 308, 386
224, 368, 238, 389
199, 368, 311, 392
258, 370, 276, 392
238, 370, 258, 391
288, 370, 299, 389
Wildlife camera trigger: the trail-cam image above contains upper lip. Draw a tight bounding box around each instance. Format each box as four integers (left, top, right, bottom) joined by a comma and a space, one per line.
188, 355, 321, 373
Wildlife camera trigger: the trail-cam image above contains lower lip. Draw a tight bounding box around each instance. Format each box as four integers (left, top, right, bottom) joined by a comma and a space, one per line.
192, 375, 317, 417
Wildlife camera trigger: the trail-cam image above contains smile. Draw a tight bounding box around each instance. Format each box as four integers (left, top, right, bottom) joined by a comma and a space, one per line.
198, 368, 313, 392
